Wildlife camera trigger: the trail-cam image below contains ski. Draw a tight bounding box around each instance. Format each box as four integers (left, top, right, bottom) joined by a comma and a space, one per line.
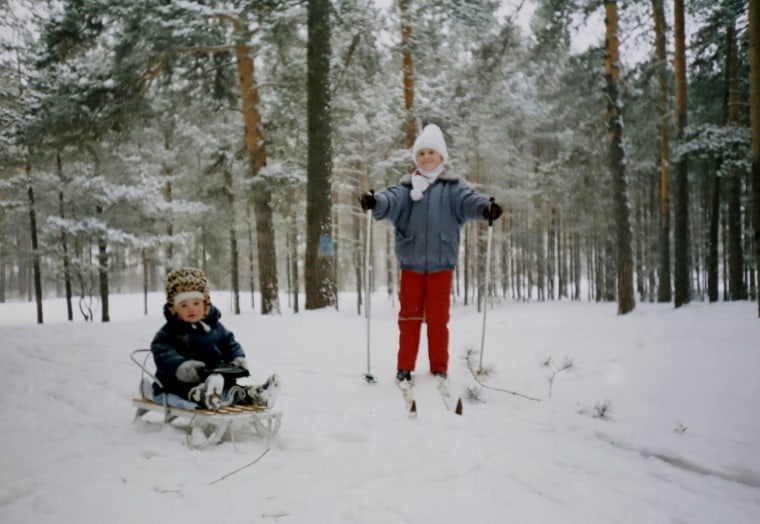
397, 381, 417, 418
396, 378, 462, 417
435, 376, 463, 415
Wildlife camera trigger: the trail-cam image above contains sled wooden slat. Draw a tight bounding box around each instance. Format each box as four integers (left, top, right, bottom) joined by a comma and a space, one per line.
132, 398, 272, 417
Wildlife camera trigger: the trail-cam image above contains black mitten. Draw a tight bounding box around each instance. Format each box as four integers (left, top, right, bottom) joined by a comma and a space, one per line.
359, 190, 376, 211
483, 201, 502, 221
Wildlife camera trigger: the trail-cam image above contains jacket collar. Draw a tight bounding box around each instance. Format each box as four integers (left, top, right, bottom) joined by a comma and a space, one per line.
399, 169, 460, 186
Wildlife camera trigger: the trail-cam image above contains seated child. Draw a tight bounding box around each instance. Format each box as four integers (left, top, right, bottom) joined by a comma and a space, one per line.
150, 267, 280, 410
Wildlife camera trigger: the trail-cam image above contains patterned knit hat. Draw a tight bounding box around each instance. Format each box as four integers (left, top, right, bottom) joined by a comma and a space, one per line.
165, 267, 211, 316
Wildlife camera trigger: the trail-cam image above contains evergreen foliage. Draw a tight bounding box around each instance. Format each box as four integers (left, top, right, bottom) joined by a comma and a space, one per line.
0, 0, 757, 319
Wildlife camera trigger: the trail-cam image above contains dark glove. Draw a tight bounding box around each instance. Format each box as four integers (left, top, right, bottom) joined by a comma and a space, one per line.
176, 359, 206, 383
359, 190, 376, 211
483, 200, 502, 221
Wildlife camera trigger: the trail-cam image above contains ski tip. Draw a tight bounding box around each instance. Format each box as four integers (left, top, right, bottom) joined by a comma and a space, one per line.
455, 397, 463, 415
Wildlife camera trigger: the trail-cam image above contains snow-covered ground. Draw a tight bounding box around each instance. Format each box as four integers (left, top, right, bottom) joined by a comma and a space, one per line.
1, 291, 759, 523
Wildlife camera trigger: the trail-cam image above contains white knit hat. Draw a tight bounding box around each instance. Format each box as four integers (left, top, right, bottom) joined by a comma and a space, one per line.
412, 124, 448, 165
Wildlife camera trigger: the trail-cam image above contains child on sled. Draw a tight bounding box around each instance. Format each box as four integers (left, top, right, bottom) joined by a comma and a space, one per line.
149, 267, 280, 410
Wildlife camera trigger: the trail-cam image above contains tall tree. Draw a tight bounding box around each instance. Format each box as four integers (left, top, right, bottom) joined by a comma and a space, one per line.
673, 0, 691, 307
55, 152, 73, 320
26, 157, 43, 323
724, 22, 747, 300
652, 0, 672, 302
749, 0, 760, 316
216, 10, 280, 314
305, 0, 336, 309
399, 0, 417, 148
604, 0, 635, 314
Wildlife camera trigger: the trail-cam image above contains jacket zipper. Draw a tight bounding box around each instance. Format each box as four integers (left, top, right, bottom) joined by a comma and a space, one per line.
424, 187, 431, 273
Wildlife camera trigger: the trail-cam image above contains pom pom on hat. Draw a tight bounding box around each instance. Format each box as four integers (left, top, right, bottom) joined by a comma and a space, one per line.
412, 124, 448, 165
166, 267, 211, 316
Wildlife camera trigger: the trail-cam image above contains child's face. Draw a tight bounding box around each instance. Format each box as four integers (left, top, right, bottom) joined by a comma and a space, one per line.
416, 148, 443, 171
176, 298, 205, 322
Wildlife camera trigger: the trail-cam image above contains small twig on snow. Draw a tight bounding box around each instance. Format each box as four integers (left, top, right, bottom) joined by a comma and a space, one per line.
463, 347, 541, 402
209, 447, 270, 485
547, 356, 574, 397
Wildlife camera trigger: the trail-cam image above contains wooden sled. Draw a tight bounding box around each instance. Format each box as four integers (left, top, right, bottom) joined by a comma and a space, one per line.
130, 349, 283, 449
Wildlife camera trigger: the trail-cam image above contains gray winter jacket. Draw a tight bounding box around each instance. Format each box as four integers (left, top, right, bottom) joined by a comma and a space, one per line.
372, 171, 490, 273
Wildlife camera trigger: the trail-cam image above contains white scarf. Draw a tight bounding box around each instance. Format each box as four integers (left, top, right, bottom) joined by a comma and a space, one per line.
410, 165, 444, 201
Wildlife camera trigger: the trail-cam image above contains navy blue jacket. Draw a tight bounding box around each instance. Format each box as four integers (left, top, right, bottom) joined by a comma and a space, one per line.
372, 171, 490, 272
150, 304, 245, 397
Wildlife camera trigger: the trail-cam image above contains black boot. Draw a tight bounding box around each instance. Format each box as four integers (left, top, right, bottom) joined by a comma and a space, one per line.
395, 369, 413, 386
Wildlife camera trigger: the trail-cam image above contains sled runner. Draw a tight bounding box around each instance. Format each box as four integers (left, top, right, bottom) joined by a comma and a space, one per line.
130, 349, 282, 449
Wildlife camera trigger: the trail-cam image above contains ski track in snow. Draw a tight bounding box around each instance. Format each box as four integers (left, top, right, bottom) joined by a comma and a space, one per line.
0, 294, 759, 523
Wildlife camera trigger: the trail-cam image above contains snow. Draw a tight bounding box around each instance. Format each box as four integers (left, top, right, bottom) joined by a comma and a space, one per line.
1, 292, 759, 523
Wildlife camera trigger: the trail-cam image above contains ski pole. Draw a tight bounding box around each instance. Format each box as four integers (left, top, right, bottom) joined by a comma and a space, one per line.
478, 198, 495, 373
363, 204, 377, 383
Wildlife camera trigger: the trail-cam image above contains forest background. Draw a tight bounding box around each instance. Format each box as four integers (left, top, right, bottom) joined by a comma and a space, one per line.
1, 0, 759, 323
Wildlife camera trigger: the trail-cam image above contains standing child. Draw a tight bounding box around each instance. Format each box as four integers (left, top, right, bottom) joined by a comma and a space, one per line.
359, 124, 502, 386
150, 267, 280, 410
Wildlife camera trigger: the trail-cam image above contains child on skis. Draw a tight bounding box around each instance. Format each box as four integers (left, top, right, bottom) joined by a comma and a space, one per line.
150, 267, 280, 410
359, 123, 502, 386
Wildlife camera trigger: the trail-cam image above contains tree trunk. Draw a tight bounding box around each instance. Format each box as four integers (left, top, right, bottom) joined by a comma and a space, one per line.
356, 137, 367, 315
229, 15, 279, 314
501, 212, 510, 298
0, 251, 5, 303
332, 190, 340, 311
142, 248, 149, 315
464, 223, 471, 306
572, 232, 581, 301
559, 225, 568, 299
290, 212, 300, 314
246, 202, 256, 309
26, 157, 43, 324
535, 218, 545, 301
96, 203, 110, 322
750, 0, 760, 316
604, 0, 635, 314
163, 133, 174, 270
652, 0, 672, 302
225, 169, 241, 314
547, 206, 557, 300
725, 24, 747, 300
673, 0, 691, 307
635, 194, 645, 301
56, 152, 73, 320
353, 212, 362, 316
305, 0, 336, 309
400, 0, 417, 148
707, 171, 721, 302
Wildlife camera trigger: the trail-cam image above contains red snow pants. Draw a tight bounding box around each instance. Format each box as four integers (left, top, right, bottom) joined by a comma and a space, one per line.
396, 269, 453, 373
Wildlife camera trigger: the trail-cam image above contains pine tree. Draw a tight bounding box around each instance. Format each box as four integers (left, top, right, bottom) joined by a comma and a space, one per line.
305, 0, 336, 309
604, 0, 635, 314
750, 0, 760, 315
